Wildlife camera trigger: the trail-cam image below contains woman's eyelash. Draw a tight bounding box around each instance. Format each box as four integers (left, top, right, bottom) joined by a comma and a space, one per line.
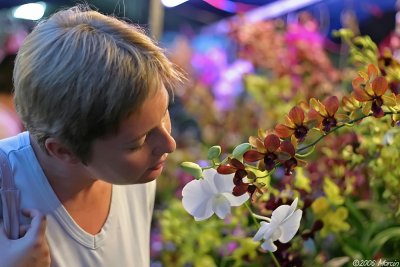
129, 143, 145, 151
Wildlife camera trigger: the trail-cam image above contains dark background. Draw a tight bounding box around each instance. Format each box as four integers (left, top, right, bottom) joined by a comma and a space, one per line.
0, 0, 397, 43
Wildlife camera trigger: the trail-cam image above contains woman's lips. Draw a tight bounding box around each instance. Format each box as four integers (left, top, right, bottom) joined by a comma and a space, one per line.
149, 160, 165, 171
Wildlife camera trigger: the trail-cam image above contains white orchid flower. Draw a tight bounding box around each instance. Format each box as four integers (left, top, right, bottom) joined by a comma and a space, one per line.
253, 198, 302, 252
182, 168, 249, 221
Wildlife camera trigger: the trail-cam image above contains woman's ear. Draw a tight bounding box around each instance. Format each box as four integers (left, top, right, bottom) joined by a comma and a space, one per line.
44, 138, 80, 164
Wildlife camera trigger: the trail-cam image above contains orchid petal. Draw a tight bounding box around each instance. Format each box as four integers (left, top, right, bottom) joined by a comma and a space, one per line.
182, 180, 214, 220
324, 96, 339, 116
367, 64, 379, 79
335, 113, 350, 122
278, 209, 303, 243
224, 192, 249, 206
212, 171, 235, 193
358, 70, 369, 81
182, 194, 213, 221
280, 140, 295, 156
182, 168, 247, 221
193, 201, 214, 221
309, 98, 320, 111
253, 221, 269, 241
202, 170, 220, 195
264, 134, 281, 152
362, 101, 372, 115
230, 158, 245, 169
212, 195, 231, 219
308, 109, 322, 123
243, 150, 264, 162
352, 76, 365, 90
372, 76, 388, 96
353, 87, 372, 102
249, 136, 266, 153
275, 124, 294, 138
261, 239, 278, 252
284, 115, 296, 128
271, 198, 298, 225
289, 106, 305, 125
217, 165, 237, 174
382, 94, 397, 106
342, 95, 360, 111
257, 129, 268, 140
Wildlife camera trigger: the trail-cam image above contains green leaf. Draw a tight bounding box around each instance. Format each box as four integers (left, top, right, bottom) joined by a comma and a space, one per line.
207, 145, 221, 160
232, 143, 251, 159
337, 235, 365, 258
180, 162, 203, 179
345, 198, 368, 229
369, 227, 400, 255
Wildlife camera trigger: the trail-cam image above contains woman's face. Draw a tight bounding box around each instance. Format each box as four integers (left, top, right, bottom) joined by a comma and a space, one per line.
85, 85, 176, 184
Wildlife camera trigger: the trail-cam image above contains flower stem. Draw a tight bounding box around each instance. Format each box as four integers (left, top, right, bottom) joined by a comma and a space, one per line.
251, 213, 271, 222
269, 251, 281, 267
244, 202, 281, 267
297, 113, 371, 153
245, 202, 260, 227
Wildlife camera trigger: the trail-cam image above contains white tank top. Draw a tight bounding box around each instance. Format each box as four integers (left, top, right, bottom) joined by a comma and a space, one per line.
0, 132, 156, 267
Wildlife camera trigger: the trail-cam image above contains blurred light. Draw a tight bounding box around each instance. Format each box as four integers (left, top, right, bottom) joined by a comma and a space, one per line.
204, 0, 324, 33
245, 0, 324, 23
12, 2, 46, 20
162, 0, 188, 8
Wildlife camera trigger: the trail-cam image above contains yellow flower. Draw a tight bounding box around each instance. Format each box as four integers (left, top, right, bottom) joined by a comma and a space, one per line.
311, 197, 350, 237
320, 207, 350, 237
311, 197, 329, 216
323, 177, 344, 205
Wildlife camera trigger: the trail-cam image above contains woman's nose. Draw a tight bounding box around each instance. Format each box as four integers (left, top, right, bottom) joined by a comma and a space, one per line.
152, 129, 176, 156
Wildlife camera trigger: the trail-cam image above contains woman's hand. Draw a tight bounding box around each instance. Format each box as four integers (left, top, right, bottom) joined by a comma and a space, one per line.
0, 209, 51, 267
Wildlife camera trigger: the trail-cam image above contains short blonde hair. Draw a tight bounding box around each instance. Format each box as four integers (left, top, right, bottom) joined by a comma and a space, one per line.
14, 5, 184, 162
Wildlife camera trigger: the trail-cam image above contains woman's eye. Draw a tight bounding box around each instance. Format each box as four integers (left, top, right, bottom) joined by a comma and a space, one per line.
128, 135, 147, 151
129, 143, 145, 151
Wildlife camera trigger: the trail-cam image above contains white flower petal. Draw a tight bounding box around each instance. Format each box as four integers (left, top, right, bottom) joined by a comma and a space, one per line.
182, 179, 204, 197
202, 169, 220, 194
182, 168, 250, 221
223, 192, 249, 206
182, 179, 214, 220
261, 225, 277, 241
183, 195, 214, 221
271, 227, 282, 241
193, 200, 214, 221
253, 221, 269, 241
278, 209, 303, 243
213, 171, 235, 193
212, 195, 231, 219
261, 239, 277, 252
271, 198, 298, 224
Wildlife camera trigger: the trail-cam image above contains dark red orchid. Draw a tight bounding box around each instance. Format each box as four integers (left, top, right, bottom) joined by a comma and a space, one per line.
352, 64, 396, 118
275, 106, 313, 142
217, 158, 249, 196
243, 133, 282, 171
279, 140, 307, 175
308, 96, 348, 133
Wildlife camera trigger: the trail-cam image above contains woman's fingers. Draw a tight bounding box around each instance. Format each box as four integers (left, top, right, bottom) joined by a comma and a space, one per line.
19, 224, 29, 237
21, 208, 47, 240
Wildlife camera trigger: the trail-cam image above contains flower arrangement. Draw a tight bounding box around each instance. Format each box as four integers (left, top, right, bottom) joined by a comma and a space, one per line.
156, 13, 400, 267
